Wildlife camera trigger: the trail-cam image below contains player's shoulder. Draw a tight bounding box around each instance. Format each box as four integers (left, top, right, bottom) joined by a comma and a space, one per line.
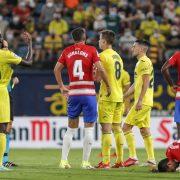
139, 56, 152, 66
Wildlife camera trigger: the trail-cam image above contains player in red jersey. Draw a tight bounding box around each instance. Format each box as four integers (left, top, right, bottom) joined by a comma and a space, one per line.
54, 27, 110, 169
161, 51, 180, 140
158, 140, 180, 172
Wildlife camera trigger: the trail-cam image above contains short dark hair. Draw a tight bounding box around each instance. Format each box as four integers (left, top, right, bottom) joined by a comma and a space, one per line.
0, 34, 3, 49
135, 39, 150, 47
158, 158, 169, 172
71, 27, 86, 42
100, 30, 115, 45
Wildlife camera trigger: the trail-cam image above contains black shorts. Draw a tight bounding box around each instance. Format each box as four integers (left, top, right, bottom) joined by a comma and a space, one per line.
9, 92, 14, 121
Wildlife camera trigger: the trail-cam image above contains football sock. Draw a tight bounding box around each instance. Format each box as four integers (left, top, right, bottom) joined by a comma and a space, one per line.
3, 134, 10, 163
0, 133, 6, 166
61, 128, 77, 161
124, 131, 137, 159
102, 133, 112, 164
113, 127, 124, 163
143, 135, 155, 161
83, 127, 93, 162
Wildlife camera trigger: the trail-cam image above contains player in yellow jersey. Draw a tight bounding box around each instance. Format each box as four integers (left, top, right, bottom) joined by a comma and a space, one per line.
95, 30, 124, 169
122, 40, 156, 167
0, 31, 33, 171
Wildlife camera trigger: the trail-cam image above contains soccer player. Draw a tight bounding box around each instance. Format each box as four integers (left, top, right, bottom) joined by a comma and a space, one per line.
96, 30, 124, 169
122, 40, 156, 167
161, 51, 180, 140
54, 27, 110, 169
158, 140, 180, 172
3, 77, 19, 167
0, 31, 33, 171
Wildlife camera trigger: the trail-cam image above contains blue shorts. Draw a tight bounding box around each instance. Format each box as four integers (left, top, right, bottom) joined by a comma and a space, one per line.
174, 99, 180, 123
68, 95, 97, 123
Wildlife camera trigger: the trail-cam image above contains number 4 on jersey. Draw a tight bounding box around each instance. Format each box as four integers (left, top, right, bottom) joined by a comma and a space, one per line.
73, 60, 84, 80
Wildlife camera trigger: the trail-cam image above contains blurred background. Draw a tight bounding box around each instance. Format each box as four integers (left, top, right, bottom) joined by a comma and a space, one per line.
0, 0, 179, 148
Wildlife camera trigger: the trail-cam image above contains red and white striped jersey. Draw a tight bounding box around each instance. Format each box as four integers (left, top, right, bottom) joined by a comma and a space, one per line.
58, 42, 99, 96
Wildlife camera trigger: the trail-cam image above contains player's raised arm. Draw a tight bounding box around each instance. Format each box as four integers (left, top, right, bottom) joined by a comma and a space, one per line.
94, 61, 111, 96
54, 62, 69, 95
19, 32, 33, 66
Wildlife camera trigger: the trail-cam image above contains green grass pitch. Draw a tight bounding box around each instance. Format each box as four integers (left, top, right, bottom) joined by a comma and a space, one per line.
0, 149, 179, 180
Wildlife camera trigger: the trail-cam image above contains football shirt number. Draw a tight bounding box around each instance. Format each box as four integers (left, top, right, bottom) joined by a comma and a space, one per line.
73, 60, 84, 80
115, 61, 121, 80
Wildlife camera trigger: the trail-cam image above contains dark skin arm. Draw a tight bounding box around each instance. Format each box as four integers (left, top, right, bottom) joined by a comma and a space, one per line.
161, 60, 178, 93
19, 32, 33, 67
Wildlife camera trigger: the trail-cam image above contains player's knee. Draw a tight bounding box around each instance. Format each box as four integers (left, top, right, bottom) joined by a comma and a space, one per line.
140, 127, 151, 137
68, 119, 79, 128
101, 123, 111, 133
122, 123, 132, 133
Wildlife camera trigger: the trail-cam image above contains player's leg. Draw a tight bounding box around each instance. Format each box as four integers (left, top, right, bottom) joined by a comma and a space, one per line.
111, 102, 124, 168
138, 106, 156, 165
122, 105, 138, 166
0, 123, 9, 171
60, 96, 81, 169
96, 101, 114, 168
174, 99, 180, 140
81, 96, 97, 169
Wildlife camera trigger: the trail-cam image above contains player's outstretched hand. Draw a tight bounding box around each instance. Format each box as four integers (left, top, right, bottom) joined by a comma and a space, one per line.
22, 31, 32, 44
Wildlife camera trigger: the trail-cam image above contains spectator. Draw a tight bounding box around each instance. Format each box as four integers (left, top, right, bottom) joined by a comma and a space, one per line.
159, 18, 171, 36
40, 0, 56, 25
93, 13, 107, 31
73, 5, 85, 25
48, 13, 68, 36
140, 11, 159, 39
13, 1, 31, 23
163, 0, 176, 22
0, 14, 8, 36
105, 7, 120, 33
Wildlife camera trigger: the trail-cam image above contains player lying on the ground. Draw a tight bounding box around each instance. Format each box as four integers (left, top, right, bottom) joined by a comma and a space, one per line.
0, 31, 33, 171
54, 27, 110, 169
161, 51, 180, 140
3, 77, 19, 168
158, 140, 180, 172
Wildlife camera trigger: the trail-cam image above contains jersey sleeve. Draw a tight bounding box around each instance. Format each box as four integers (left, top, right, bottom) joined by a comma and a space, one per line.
92, 47, 100, 63
139, 61, 152, 75
6, 51, 22, 65
166, 147, 174, 161
168, 52, 179, 66
122, 70, 131, 87
58, 50, 66, 65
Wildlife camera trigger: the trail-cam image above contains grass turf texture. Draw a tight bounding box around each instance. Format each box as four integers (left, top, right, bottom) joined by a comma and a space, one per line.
0, 149, 179, 180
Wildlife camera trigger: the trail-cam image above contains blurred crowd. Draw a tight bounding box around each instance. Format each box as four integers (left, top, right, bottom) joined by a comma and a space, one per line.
0, 0, 179, 70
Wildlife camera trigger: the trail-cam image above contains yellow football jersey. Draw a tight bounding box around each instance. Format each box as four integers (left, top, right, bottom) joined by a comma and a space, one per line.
121, 69, 130, 88
99, 49, 123, 102
0, 49, 22, 87
134, 55, 154, 107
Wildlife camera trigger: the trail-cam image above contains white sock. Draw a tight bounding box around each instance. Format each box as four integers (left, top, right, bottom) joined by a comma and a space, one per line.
83, 127, 94, 162
61, 127, 77, 161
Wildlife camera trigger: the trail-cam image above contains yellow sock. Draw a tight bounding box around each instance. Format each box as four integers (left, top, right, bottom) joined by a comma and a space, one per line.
124, 131, 137, 158
102, 133, 112, 164
0, 133, 6, 166
113, 128, 124, 163
143, 135, 155, 161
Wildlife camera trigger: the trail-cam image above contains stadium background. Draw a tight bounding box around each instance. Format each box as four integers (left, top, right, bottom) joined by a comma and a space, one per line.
0, 0, 179, 148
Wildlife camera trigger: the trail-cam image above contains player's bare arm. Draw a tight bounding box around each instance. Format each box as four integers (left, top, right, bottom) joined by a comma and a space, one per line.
19, 32, 33, 67
54, 62, 69, 95
94, 61, 111, 96
124, 83, 134, 99
123, 84, 131, 115
161, 61, 179, 93
136, 74, 150, 111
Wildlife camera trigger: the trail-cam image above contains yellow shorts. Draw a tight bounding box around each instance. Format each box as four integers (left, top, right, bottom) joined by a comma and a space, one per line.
0, 87, 10, 123
125, 104, 151, 128
98, 100, 123, 124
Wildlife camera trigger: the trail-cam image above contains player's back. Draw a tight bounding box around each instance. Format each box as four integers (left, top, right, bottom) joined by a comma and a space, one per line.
99, 49, 123, 102
58, 42, 99, 96
0, 49, 21, 87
